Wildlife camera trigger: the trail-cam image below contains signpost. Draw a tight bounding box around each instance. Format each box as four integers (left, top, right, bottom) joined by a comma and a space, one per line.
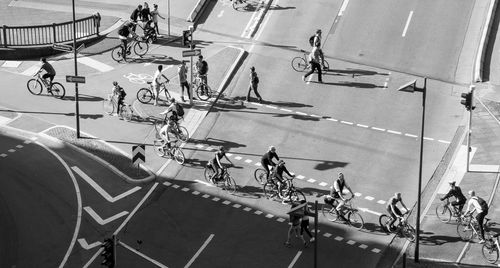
66, 75, 86, 84
52, 43, 73, 52
132, 145, 145, 166
76, 43, 85, 53
182, 49, 201, 57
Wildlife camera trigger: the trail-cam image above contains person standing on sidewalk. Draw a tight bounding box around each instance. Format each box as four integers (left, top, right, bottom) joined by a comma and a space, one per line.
464, 190, 489, 243
246, 66, 263, 103
130, 5, 142, 32
151, 4, 165, 35
302, 47, 322, 83
178, 60, 192, 102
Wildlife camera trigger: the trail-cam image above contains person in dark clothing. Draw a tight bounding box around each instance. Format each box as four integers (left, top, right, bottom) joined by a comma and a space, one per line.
130, 5, 142, 31
260, 146, 279, 182
247, 66, 262, 103
440, 181, 467, 215
273, 160, 295, 203
140, 2, 151, 32
300, 200, 315, 245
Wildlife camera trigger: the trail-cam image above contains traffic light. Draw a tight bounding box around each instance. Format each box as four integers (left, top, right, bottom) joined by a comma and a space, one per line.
460, 92, 475, 111
101, 237, 115, 267
182, 30, 191, 47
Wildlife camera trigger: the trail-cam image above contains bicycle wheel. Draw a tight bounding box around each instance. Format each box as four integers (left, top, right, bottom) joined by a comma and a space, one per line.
379, 214, 391, 233
137, 88, 153, 104
348, 211, 364, 231
289, 189, 306, 203
196, 84, 210, 101
321, 203, 338, 222
27, 79, 43, 95
435, 203, 452, 223
102, 99, 115, 115
176, 126, 189, 142
291, 57, 307, 72
120, 105, 133, 121
263, 182, 278, 199
49, 82, 65, 99
111, 46, 123, 62
457, 222, 473, 241
204, 165, 215, 183
223, 175, 237, 194
254, 168, 267, 185
482, 239, 499, 264
403, 224, 416, 242
172, 148, 185, 165
153, 140, 166, 157
322, 59, 330, 71
134, 41, 149, 56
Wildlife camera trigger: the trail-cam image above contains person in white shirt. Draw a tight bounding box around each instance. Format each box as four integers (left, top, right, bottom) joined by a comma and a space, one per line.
152, 65, 169, 106
302, 47, 322, 83
464, 190, 489, 243
150, 4, 165, 35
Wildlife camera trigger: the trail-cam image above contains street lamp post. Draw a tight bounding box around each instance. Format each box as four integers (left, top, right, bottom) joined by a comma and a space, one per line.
397, 77, 427, 263
72, 0, 81, 138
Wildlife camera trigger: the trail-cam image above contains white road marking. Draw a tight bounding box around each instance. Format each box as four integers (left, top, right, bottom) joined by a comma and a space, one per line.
405, 133, 418, 138
319, 182, 328, 187
359, 244, 368, 249
15, 145, 23, 148
0, 153, 7, 157
423, 137, 434, 141
234, 156, 242, 160
334, 236, 344, 241
347, 240, 356, 245
438, 140, 451, 144
287, 251, 302, 268
372, 248, 381, 253
72, 166, 142, 202
245, 159, 252, 163
358, 207, 382, 216
255, 162, 262, 166
277, 218, 285, 222
195, 144, 204, 148
402, 11, 414, 37
326, 118, 338, 122
377, 200, 386, 204
254, 210, 263, 215
266, 105, 278, 109
184, 234, 215, 268
83, 206, 129, 225
280, 108, 292, 112
206, 146, 215, 151
357, 124, 369, 128
323, 233, 332, 238
383, 81, 388, 88
233, 203, 242, 208
387, 130, 402, 135
266, 214, 274, 218
222, 200, 231, 205
296, 111, 307, 115
217, 10, 224, 17
2, 60, 22, 68
296, 175, 305, 180
192, 191, 200, 195
354, 192, 362, 197
307, 178, 316, 183
8, 149, 15, 153
77, 238, 102, 250
243, 207, 252, 211
225, 153, 233, 157
202, 194, 210, 198
120, 241, 169, 268
372, 127, 385, 131
341, 121, 353, 125
212, 197, 220, 201
77, 56, 114, 72
172, 184, 180, 189
338, 0, 350, 16
310, 114, 321, 118
182, 187, 190, 192
364, 196, 374, 201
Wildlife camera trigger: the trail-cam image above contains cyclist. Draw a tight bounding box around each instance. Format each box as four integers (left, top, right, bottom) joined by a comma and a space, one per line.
464, 190, 489, 244
272, 160, 295, 203
440, 181, 466, 216
260, 146, 280, 182
210, 146, 233, 183
117, 21, 137, 61
159, 119, 176, 153
152, 65, 170, 106
386, 192, 409, 231
38, 58, 56, 90
328, 172, 354, 222
111, 81, 126, 116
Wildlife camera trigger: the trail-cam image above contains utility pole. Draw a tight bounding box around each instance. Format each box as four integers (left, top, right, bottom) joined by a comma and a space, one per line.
71, 0, 81, 138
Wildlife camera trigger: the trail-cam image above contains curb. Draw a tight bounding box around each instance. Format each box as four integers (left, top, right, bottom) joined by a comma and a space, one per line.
187, 0, 210, 23
474, 0, 498, 82
247, 0, 273, 38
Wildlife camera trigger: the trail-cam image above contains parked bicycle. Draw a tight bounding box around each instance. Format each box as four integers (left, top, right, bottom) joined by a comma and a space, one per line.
254, 166, 274, 185
263, 174, 306, 203
193, 74, 215, 101
102, 95, 133, 121
379, 212, 416, 242
154, 115, 189, 142
322, 197, 364, 230
482, 226, 500, 264
27, 72, 66, 99
291, 49, 330, 72
136, 81, 172, 105
204, 165, 237, 194
457, 213, 493, 242
111, 36, 149, 62
435, 197, 464, 223
153, 139, 185, 164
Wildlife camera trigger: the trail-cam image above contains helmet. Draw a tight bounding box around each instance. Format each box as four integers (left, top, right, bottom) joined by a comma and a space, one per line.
395, 192, 401, 198
250, 66, 255, 71
338, 172, 344, 179
113, 81, 118, 86
269, 146, 276, 152
316, 29, 322, 34
448, 181, 456, 186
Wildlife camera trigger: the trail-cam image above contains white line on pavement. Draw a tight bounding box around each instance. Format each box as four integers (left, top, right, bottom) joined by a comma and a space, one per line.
402, 11, 414, 37
77, 56, 114, 72
84, 206, 129, 225
77, 238, 102, 250
194, 179, 215, 187
217, 10, 224, 18
120, 241, 169, 268
288, 251, 302, 268
184, 234, 215, 268
358, 207, 382, 216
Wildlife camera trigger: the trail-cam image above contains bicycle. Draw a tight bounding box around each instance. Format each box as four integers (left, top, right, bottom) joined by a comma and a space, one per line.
435, 197, 465, 223
232, 0, 247, 10
136, 81, 172, 105
263, 174, 306, 203
204, 165, 237, 194
322, 197, 364, 230
379, 212, 416, 242
254, 165, 274, 185
457, 213, 493, 242
291, 49, 330, 72
154, 115, 189, 142
111, 35, 149, 62
102, 94, 133, 121
27, 72, 66, 99
153, 139, 185, 164
482, 225, 500, 264
193, 74, 215, 101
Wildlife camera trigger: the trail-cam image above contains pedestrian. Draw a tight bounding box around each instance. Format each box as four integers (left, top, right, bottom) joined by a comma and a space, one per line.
152, 65, 169, 106
195, 55, 209, 95
130, 5, 142, 32
151, 4, 165, 36
178, 60, 193, 102
141, 2, 151, 32
464, 190, 489, 243
300, 200, 315, 246
310, 29, 326, 70
285, 202, 306, 247
247, 66, 262, 103
302, 47, 322, 83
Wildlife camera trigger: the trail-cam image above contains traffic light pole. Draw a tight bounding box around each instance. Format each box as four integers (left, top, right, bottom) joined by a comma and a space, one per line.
466, 85, 475, 172
189, 26, 194, 105
72, 0, 81, 138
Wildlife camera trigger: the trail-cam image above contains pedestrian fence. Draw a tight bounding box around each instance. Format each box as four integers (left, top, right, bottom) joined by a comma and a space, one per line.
1, 13, 101, 47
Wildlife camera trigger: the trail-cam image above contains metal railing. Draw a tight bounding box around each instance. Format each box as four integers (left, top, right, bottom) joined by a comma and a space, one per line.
1, 13, 101, 47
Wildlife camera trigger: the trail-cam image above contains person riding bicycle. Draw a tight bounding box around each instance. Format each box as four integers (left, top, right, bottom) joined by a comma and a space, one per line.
260, 146, 280, 182
272, 160, 295, 202
159, 119, 177, 153
111, 81, 126, 116
210, 146, 234, 183
118, 21, 138, 61
311, 29, 326, 70
440, 181, 466, 216
160, 98, 180, 132
386, 192, 409, 231
464, 190, 489, 244
325, 172, 354, 222
38, 58, 56, 90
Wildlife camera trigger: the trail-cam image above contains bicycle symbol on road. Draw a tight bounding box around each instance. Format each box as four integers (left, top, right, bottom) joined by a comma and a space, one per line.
123, 73, 153, 84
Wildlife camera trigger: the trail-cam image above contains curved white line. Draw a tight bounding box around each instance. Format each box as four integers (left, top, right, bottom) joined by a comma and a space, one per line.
35, 141, 83, 268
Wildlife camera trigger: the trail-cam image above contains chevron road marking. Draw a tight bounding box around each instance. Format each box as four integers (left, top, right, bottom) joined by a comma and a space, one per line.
71, 166, 141, 202
77, 238, 102, 250
84, 206, 129, 225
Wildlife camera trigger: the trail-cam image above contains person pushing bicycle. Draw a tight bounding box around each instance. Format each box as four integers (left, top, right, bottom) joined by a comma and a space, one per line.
440, 181, 466, 216
386, 192, 409, 231
111, 81, 126, 117
118, 21, 138, 61
38, 58, 56, 91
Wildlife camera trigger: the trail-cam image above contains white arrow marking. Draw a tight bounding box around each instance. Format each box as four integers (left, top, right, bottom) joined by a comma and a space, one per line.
77, 238, 102, 250
84, 206, 129, 225
358, 207, 382, 216
194, 179, 215, 187
72, 166, 141, 202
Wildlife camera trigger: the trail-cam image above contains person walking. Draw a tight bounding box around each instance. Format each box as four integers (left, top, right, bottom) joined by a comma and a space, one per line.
464, 190, 489, 243
129, 5, 142, 32
300, 200, 315, 246
311, 29, 326, 70
178, 60, 193, 102
285, 202, 306, 247
151, 4, 165, 35
302, 47, 322, 83
246, 66, 263, 103
140, 2, 151, 33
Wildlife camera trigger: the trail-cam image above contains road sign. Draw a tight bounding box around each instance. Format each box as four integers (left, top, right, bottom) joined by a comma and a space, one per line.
76, 43, 85, 53
66, 75, 86, 83
52, 43, 73, 52
182, 49, 201, 57
132, 145, 145, 165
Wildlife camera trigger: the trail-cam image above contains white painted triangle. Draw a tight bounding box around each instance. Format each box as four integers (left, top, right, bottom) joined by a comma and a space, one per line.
78, 238, 102, 250
84, 206, 129, 225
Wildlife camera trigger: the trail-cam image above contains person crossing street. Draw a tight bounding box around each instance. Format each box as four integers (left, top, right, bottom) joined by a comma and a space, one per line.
246, 66, 262, 103
302, 47, 322, 83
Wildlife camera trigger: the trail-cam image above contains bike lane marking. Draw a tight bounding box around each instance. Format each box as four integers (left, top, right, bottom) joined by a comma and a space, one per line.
184, 234, 215, 268
77, 56, 114, 73
287, 251, 302, 268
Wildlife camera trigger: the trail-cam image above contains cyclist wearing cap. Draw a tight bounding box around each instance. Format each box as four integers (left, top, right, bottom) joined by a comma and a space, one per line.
386, 192, 409, 231
440, 181, 466, 215
210, 146, 233, 182
111, 81, 126, 116
153, 65, 170, 106
261, 146, 280, 181
327, 172, 354, 222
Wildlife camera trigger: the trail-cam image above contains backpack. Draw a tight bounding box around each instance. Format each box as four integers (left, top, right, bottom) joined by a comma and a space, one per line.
118, 87, 126, 98
309, 35, 315, 47
474, 196, 488, 212
176, 103, 185, 117
118, 26, 128, 37
252, 75, 259, 84
200, 60, 208, 74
